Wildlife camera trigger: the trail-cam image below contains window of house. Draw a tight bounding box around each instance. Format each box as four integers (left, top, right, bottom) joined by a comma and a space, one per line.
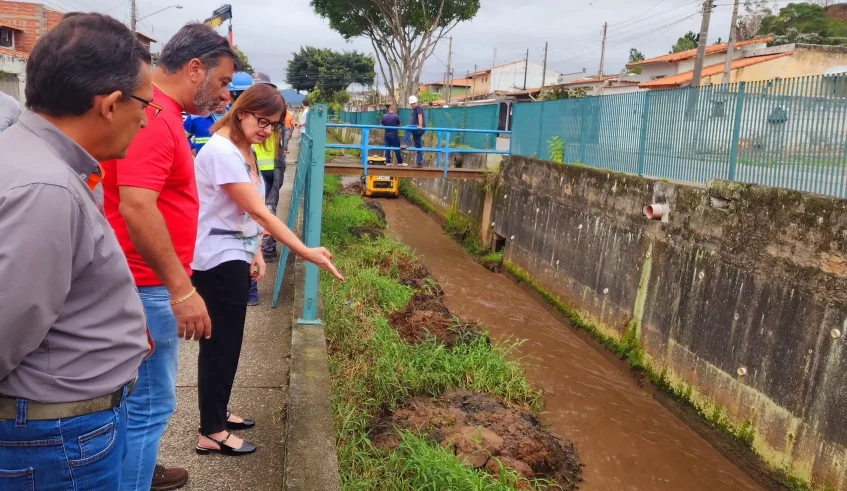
0, 28, 14, 49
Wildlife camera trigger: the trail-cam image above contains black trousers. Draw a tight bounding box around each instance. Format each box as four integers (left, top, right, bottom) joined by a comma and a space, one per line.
192, 260, 250, 434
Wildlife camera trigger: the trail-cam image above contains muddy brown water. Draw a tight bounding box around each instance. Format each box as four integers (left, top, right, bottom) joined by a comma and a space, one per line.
380, 198, 763, 491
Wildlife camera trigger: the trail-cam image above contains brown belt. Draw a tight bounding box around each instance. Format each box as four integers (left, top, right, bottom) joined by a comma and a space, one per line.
0, 378, 136, 421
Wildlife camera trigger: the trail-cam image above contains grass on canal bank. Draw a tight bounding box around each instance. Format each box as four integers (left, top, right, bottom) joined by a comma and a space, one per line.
319, 177, 575, 490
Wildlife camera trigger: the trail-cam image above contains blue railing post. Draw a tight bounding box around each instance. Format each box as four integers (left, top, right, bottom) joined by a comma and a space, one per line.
298, 104, 328, 325
444, 131, 452, 177
728, 82, 746, 181
436, 131, 443, 168
361, 127, 370, 176
637, 91, 651, 176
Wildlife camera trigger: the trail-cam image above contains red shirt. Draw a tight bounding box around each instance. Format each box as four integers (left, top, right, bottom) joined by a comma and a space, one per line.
102, 86, 199, 287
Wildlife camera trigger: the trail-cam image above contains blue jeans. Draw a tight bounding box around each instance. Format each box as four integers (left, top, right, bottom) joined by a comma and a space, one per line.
0, 386, 129, 490
403, 130, 425, 165
385, 134, 403, 164
120, 286, 179, 491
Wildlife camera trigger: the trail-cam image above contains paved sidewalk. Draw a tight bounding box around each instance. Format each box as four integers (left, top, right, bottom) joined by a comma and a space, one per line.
157, 138, 299, 490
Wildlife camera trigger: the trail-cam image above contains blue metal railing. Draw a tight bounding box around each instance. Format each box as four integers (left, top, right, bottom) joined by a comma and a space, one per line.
326, 123, 510, 178
272, 104, 327, 325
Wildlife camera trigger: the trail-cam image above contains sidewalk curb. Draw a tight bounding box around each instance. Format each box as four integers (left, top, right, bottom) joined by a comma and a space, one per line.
284, 256, 340, 491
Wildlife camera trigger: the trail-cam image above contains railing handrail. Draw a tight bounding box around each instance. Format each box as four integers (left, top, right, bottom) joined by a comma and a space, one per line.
327, 122, 510, 135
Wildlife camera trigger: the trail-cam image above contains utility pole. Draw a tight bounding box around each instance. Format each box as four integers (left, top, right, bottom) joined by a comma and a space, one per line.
492, 48, 497, 69
691, 0, 715, 87
523, 48, 529, 90
130, 0, 137, 32
446, 36, 453, 103
541, 41, 549, 87
721, 0, 740, 85
598, 23, 608, 77
473, 64, 477, 100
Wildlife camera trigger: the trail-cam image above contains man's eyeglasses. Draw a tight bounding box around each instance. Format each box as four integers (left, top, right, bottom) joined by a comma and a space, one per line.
250, 112, 284, 132
130, 95, 164, 118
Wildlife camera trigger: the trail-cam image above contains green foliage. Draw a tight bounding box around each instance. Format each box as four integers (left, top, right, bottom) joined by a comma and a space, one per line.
671, 31, 698, 53
419, 89, 439, 103
320, 182, 547, 489
547, 136, 565, 163
737, 0, 775, 41
286, 46, 374, 94
234, 47, 254, 75
311, 0, 480, 42
760, 2, 847, 45
399, 180, 437, 214
627, 48, 645, 74
540, 86, 586, 101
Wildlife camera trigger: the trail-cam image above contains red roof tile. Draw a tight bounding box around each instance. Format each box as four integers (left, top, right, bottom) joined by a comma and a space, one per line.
628, 37, 774, 67
0, 46, 28, 58
639, 52, 792, 88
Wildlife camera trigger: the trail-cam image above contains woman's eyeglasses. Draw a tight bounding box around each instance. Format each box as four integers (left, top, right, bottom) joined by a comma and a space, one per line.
130, 94, 164, 118
249, 113, 284, 132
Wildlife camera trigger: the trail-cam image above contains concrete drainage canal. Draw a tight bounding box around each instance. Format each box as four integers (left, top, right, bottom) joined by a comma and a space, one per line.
377, 197, 766, 491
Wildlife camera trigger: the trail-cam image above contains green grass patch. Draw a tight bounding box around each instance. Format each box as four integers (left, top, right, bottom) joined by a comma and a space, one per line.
321, 179, 549, 490
398, 180, 437, 214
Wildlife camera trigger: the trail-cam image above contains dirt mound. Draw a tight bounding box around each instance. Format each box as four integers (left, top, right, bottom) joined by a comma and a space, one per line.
365, 198, 387, 224
348, 225, 385, 239
388, 292, 481, 347
372, 390, 582, 489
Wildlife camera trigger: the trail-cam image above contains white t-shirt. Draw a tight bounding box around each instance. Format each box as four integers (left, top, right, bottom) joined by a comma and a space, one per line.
298, 108, 309, 128
192, 134, 265, 271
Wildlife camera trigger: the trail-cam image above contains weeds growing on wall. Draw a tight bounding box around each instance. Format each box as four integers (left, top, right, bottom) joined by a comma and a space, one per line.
321, 176, 563, 490
547, 137, 565, 164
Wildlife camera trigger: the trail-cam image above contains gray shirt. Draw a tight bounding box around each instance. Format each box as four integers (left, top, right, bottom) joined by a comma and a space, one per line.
0, 91, 22, 132
0, 111, 149, 403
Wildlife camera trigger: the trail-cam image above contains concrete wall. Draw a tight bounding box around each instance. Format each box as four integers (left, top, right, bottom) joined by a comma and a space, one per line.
0, 51, 26, 102
492, 155, 847, 488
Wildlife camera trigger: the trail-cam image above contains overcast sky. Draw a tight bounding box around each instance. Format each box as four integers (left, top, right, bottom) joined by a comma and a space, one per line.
37, 0, 793, 88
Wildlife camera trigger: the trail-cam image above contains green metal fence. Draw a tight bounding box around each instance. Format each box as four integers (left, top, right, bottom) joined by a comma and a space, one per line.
512, 74, 847, 198
340, 104, 501, 149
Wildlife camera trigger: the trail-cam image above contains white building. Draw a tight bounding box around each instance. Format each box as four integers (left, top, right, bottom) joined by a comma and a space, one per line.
466, 59, 562, 99
0, 47, 27, 102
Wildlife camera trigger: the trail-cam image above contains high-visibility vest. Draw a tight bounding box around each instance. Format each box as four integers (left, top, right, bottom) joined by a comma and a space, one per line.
254, 132, 279, 171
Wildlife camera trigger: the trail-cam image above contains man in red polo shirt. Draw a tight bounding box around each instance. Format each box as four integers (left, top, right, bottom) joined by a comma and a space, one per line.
101, 23, 239, 491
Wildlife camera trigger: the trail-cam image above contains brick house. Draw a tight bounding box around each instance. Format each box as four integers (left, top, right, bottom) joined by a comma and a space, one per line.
0, 1, 155, 102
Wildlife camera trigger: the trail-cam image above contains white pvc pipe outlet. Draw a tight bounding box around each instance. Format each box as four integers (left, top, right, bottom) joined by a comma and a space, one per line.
645, 203, 666, 220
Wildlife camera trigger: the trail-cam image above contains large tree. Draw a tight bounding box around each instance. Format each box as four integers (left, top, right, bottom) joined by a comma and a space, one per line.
758, 2, 847, 43
234, 47, 254, 74
310, 0, 480, 106
736, 0, 776, 40
286, 46, 374, 98
671, 31, 698, 53
626, 48, 645, 74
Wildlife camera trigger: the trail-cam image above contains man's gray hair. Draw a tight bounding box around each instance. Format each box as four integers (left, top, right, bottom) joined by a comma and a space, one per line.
158, 23, 241, 74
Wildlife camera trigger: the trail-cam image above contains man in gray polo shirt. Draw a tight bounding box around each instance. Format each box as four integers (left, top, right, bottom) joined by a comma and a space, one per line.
0, 13, 152, 489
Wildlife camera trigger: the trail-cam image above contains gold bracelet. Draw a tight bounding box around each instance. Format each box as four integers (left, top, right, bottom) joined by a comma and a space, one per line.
170, 287, 196, 306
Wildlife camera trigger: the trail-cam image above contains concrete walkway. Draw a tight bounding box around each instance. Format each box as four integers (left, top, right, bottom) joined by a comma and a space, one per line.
157, 135, 299, 490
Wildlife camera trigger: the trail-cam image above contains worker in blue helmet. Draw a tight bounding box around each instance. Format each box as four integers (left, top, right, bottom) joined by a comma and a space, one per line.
228, 71, 254, 103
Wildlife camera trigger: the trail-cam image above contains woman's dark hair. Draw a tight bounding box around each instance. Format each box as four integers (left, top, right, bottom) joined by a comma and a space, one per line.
212, 84, 286, 147
302, 98, 310, 107
158, 23, 240, 74
25, 13, 151, 116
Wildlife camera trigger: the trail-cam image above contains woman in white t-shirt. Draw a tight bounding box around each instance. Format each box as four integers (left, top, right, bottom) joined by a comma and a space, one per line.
191, 84, 343, 457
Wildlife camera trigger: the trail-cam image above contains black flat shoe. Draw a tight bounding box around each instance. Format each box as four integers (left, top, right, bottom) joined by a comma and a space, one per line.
227, 418, 255, 430
195, 431, 257, 456
226, 411, 255, 430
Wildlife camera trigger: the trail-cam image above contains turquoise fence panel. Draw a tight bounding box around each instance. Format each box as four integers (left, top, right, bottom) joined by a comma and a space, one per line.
510, 74, 847, 199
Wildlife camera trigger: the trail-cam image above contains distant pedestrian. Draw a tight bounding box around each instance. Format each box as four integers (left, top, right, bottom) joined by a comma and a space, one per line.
101, 22, 239, 491
0, 13, 152, 490
381, 104, 403, 166
298, 97, 310, 133
192, 84, 342, 456
402, 95, 426, 167
0, 90, 21, 132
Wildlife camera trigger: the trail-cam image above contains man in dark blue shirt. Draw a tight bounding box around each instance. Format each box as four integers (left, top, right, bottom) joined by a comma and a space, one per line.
380, 105, 403, 166
401, 95, 425, 167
